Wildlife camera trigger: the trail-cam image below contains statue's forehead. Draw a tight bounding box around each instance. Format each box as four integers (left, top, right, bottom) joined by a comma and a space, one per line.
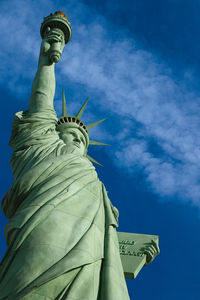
60, 126, 86, 140
64, 127, 83, 135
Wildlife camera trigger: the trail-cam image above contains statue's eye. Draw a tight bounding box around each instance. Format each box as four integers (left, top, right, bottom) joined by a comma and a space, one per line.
81, 137, 85, 145
70, 132, 78, 138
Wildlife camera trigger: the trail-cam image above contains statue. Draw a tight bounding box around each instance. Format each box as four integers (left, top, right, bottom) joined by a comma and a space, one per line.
0, 11, 159, 300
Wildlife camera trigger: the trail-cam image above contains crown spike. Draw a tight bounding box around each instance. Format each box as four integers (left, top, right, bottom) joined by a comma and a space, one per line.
87, 154, 102, 166
76, 97, 89, 119
62, 89, 68, 117
86, 118, 106, 131
89, 140, 109, 146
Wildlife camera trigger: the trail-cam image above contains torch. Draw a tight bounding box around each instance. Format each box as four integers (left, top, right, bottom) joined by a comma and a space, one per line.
40, 11, 72, 63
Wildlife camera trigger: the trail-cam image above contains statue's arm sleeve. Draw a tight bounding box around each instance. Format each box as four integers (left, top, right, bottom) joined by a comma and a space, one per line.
29, 28, 65, 113
9, 109, 59, 151
29, 63, 55, 113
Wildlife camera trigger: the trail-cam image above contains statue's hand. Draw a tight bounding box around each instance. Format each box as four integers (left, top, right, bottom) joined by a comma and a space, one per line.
140, 239, 160, 265
39, 27, 65, 64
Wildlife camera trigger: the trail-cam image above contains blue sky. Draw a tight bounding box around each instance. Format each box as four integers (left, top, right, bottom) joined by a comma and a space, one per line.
0, 0, 200, 299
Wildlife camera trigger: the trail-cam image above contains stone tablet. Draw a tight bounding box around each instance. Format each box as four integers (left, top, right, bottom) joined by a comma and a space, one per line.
117, 232, 159, 279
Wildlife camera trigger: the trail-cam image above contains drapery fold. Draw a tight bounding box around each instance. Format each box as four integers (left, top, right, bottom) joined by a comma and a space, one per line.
0, 110, 130, 300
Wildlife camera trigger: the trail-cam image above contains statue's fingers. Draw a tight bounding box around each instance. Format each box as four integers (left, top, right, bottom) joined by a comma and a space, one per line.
147, 244, 158, 254
151, 239, 160, 253
50, 28, 62, 34
144, 247, 154, 257
143, 241, 159, 253
46, 32, 62, 40
144, 251, 154, 265
46, 36, 62, 43
47, 30, 63, 38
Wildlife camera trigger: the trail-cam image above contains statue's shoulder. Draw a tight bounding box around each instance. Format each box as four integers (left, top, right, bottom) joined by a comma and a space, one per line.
9, 109, 58, 150
13, 109, 58, 123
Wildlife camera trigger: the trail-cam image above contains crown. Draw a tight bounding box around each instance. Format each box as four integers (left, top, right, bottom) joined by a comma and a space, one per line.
57, 90, 108, 166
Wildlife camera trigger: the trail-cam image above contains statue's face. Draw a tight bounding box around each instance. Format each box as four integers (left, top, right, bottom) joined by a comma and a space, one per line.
59, 127, 87, 155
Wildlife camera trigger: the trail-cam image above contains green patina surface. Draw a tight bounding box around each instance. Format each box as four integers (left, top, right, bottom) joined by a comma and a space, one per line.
0, 11, 159, 300
0, 12, 130, 300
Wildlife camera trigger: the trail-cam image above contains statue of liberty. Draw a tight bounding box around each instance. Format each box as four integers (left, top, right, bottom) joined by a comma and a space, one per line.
0, 11, 159, 300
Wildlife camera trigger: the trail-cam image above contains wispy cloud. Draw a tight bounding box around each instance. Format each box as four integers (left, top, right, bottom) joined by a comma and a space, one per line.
60, 13, 200, 205
0, 0, 200, 205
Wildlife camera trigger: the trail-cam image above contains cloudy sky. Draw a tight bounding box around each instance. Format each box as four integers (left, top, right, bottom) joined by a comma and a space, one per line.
0, 0, 200, 299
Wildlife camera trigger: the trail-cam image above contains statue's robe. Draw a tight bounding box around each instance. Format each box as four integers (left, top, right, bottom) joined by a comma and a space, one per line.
0, 110, 130, 300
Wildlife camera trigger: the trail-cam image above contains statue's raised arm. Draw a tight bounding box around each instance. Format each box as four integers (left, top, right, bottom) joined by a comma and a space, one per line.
0, 11, 159, 300
29, 12, 71, 113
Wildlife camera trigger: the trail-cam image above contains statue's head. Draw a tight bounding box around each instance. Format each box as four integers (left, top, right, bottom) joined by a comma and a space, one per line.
57, 118, 89, 156
56, 90, 107, 165
58, 127, 87, 156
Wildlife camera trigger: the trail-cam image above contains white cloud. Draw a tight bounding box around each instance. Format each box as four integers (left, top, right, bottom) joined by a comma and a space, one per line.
59, 14, 200, 205
0, 0, 200, 205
